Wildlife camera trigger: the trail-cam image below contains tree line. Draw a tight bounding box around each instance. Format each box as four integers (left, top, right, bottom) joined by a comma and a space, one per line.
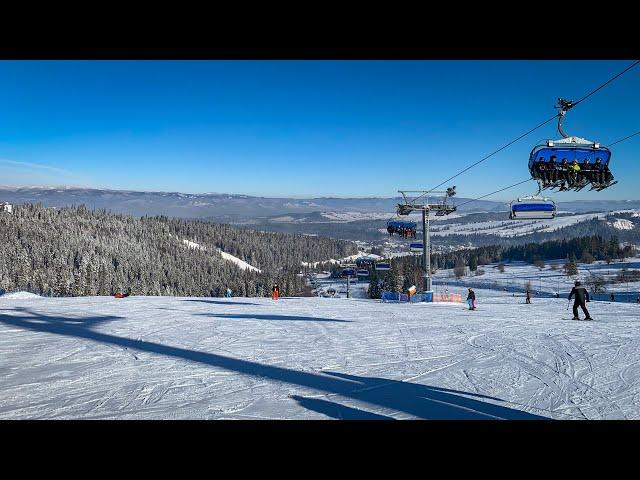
0, 204, 357, 297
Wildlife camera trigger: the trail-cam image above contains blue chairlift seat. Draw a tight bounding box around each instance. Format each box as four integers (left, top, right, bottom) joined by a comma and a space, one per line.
387, 220, 417, 230
509, 197, 557, 220
410, 242, 424, 252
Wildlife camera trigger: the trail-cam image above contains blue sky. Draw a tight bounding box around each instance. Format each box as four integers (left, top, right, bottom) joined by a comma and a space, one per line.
0, 60, 638, 200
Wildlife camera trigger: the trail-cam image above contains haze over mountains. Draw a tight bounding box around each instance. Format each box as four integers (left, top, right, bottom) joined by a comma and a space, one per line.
2, 186, 639, 221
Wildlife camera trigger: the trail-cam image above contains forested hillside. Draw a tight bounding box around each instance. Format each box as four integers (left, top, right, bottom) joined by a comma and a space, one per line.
0, 204, 357, 297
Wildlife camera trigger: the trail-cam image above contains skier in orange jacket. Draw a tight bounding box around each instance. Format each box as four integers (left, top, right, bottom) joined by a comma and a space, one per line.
272, 284, 280, 300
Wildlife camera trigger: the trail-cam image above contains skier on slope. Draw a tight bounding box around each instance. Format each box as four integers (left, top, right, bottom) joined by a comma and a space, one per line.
525, 289, 531, 304
272, 284, 280, 300
467, 288, 476, 310
569, 281, 592, 320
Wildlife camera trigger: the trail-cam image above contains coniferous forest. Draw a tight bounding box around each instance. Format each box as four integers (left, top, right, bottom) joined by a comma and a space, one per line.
0, 204, 357, 297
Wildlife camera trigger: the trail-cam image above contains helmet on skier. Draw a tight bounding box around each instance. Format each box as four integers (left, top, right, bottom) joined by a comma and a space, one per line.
575, 281, 581, 286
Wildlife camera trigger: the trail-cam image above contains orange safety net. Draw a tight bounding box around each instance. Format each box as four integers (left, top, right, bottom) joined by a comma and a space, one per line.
434, 293, 463, 303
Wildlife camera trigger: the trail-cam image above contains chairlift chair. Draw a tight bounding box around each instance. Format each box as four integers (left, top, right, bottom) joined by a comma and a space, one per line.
528, 98, 616, 192
509, 196, 557, 220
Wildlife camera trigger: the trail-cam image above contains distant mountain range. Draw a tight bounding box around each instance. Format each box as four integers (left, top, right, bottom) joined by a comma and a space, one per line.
2, 186, 639, 220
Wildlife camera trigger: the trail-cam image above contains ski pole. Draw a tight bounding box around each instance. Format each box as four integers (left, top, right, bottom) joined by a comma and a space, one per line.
566, 299, 570, 310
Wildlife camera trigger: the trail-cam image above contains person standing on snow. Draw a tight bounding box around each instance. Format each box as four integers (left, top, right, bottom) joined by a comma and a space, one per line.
272, 284, 280, 300
525, 289, 531, 304
467, 288, 476, 310
569, 281, 592, 320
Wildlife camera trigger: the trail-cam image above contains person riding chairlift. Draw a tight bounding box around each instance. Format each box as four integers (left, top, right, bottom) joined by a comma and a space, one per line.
570, 159, 581, 187
583, 158, 592, 181
559, 158, 570, 189
548, 155, 558, 184
535, 157, 547, 185
593, 158, 604, 185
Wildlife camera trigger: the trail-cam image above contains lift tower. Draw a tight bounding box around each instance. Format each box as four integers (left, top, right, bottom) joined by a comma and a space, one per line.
397, 188, 457, 293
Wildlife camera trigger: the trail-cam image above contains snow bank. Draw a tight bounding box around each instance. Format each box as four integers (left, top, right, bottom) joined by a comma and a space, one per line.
0, 291, 42, 299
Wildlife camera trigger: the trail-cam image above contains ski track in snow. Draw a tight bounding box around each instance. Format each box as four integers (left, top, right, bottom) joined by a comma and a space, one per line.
1, 290, 640, 419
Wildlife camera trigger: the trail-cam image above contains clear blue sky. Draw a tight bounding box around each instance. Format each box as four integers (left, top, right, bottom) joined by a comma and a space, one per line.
1, 60, 638, 200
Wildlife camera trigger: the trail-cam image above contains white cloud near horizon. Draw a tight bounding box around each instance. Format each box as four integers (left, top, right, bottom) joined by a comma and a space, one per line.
0, 158, 96, 188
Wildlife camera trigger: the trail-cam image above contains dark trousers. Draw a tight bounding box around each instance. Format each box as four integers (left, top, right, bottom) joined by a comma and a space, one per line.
573, 301, 590, 318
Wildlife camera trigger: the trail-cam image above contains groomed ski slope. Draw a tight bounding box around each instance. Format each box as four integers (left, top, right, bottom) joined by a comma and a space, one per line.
1, 290, 639, 419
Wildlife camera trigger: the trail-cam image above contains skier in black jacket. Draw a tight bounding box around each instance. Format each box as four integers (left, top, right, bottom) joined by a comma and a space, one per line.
569, 281, 592, 320
467, 288, 476, 310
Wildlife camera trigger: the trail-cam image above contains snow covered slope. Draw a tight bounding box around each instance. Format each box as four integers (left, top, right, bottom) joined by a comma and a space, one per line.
1, 291, 639, 419
181, 238, 261, 273
431, 212, 609, 238
217, 250, 261, 273
610, 218, 635, 230
433, 258, 640, 299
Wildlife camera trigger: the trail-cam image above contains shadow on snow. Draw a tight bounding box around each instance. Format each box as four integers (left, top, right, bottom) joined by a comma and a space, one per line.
0, 307, 544, 420
182, 299, 262, 306
199, 313, 351, 323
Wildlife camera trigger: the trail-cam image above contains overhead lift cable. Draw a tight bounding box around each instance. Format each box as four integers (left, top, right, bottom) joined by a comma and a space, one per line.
606, 129, 640, 148
411, 60, 640, 204
455, 178, 534, 209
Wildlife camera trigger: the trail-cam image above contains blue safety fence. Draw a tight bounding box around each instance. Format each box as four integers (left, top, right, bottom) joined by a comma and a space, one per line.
381, 291, 433, 303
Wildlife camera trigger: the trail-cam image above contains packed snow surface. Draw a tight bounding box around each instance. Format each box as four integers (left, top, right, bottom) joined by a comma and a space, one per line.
1, 289, 640, 419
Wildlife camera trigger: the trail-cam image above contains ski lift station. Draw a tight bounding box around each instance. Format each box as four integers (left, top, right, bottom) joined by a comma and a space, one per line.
1, 202, 12, 214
